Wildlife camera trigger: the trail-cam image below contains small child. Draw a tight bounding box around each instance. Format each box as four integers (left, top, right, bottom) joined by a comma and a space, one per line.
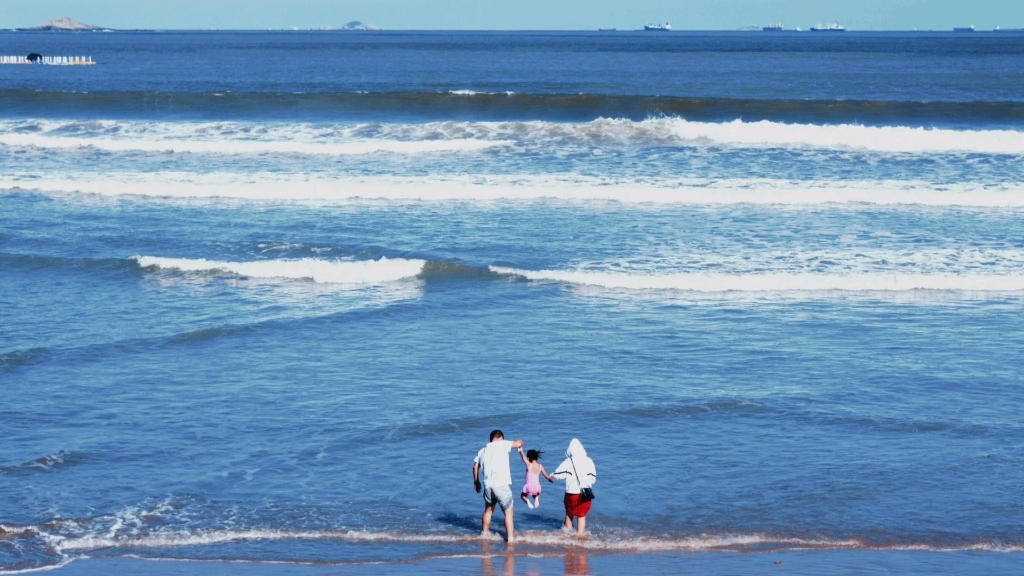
518, 447, 554, 509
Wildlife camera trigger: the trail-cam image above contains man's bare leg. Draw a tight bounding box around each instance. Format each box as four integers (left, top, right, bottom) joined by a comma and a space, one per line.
503, 506, 515, 543
482, 504, 495, 536
576, 515, 587, 535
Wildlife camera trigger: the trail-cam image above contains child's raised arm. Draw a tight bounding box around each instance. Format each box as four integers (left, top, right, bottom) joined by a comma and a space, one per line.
540, 464, 555, 482
518, 447, 530, 466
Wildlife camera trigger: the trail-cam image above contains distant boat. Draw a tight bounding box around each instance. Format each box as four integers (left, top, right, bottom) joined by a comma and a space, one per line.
810, 23, 845, 32
763, 23, 784, 31
644, 22, 671, 31
953, 26, 975, 32
994, 26, 1024, 32
598, 28, 616, 31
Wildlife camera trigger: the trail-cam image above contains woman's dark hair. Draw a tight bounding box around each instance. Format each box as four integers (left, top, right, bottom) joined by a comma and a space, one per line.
526, 449, 541, 461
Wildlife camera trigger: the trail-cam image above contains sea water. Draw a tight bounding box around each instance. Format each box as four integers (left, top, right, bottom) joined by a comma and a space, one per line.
1, 31, 1024, 574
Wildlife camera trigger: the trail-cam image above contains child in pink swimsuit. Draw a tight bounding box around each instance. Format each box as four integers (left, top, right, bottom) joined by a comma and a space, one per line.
518, 448, 554, 509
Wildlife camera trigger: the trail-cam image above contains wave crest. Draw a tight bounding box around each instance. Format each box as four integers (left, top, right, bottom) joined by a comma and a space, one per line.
12, 524, 1021, 554
133, 256, 426, 285
3, 116, 1023, 156
0, 133, 505, 156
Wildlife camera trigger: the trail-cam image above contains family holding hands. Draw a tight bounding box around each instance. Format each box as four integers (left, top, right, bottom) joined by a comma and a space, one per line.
473, 430, 597, 542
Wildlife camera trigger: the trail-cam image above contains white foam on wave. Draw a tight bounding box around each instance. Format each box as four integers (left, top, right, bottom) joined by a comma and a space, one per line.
5, 173, 1024, 207
0, 133, 505, 156
398, 116, 1024, 154
133, 256, 426, 285
497, 116, 1024, 154
2, 117, 1022, 155
32, 526, 863, 553
36, 527, 1024, 554
350, 116, 1020, 154
651, 117, 1024, 154
490, 267, 1024, 293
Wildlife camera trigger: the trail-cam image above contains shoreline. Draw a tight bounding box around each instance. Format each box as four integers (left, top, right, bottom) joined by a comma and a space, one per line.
35, 549, 1024, 575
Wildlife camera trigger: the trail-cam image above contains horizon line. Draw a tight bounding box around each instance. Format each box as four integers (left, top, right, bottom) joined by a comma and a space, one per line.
4, 27, 1020, 32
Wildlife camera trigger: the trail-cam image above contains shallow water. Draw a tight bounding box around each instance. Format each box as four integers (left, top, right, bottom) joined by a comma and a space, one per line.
1, 31, 1023, 573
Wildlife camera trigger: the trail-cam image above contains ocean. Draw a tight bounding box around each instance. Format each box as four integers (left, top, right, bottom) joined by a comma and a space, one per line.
2, 30, 1024, 574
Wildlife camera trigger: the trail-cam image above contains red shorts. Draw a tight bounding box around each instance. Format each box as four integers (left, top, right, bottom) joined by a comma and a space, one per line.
563, 493, 592, 518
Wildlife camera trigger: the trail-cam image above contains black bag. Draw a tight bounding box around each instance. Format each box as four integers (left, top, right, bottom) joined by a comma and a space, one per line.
578, 486, 595, 503
571, 457, 595, 503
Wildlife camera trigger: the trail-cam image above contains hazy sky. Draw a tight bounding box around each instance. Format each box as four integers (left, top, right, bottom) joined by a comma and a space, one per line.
2, 0, 1023, 31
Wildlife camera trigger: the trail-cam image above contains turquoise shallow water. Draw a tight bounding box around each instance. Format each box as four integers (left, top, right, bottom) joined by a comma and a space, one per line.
2, 31, 1024, 573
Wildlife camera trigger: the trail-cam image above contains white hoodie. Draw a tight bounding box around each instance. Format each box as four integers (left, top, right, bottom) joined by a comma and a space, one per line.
552, 438, 597, 494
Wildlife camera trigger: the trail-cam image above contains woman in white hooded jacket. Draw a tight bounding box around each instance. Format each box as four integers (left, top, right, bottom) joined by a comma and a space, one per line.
551, 438, 597, 535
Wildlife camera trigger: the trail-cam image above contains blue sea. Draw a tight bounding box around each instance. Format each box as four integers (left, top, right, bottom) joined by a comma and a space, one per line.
2, 30, 1024, 575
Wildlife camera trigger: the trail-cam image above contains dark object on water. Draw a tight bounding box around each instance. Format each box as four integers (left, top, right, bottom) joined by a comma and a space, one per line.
953, 26, 975, 32
26, 53, 42, 62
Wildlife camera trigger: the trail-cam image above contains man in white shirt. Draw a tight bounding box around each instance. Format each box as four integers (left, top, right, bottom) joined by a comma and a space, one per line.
473, 429, 524, 542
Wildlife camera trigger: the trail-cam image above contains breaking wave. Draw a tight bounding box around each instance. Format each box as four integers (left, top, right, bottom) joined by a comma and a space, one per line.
133, 256, 426, 285
2, 116, 1023, 156
2, 522, 1021, 560
490, 267, 1024, 293
636, 117, 1024, 153
4, 501, 1023, 574
0, 452, 75, 476
0, 134, 505, 157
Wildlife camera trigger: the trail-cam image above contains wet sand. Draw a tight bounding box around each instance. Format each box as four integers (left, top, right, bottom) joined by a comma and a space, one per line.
50, 549, 1023, 575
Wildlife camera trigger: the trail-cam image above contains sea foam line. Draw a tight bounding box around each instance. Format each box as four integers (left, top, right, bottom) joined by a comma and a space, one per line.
133, 256, 426, 285
6, 175, 1024, 207
0, 134, 507, 155
50, 529, 862, 552
35, 528, 1024, 554
490, 267, 1024, 293
3, 117, 1024, 154
652, 117, 1024, 154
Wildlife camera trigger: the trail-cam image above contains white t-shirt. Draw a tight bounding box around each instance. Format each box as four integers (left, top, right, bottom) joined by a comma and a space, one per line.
475, 447, 486, 483
473, 440, 514, 488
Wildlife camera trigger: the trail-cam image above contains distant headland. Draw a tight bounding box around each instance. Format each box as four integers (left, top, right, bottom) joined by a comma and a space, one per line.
311, 21, 381, 31
12, 17, 385, 32
341, 21, 380, 31
26, 17, 103, 31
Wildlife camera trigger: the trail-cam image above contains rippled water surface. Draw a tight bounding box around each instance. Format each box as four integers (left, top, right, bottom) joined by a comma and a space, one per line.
2, 31, 1024, 574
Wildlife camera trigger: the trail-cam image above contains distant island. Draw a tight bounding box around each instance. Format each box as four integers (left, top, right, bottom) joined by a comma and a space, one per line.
29, 17, 102, 31
310, 21, 379, 31
341, 21, 380, 31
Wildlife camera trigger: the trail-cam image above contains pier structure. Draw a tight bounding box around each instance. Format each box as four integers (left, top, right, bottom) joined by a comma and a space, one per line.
1, 55, 96, 65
